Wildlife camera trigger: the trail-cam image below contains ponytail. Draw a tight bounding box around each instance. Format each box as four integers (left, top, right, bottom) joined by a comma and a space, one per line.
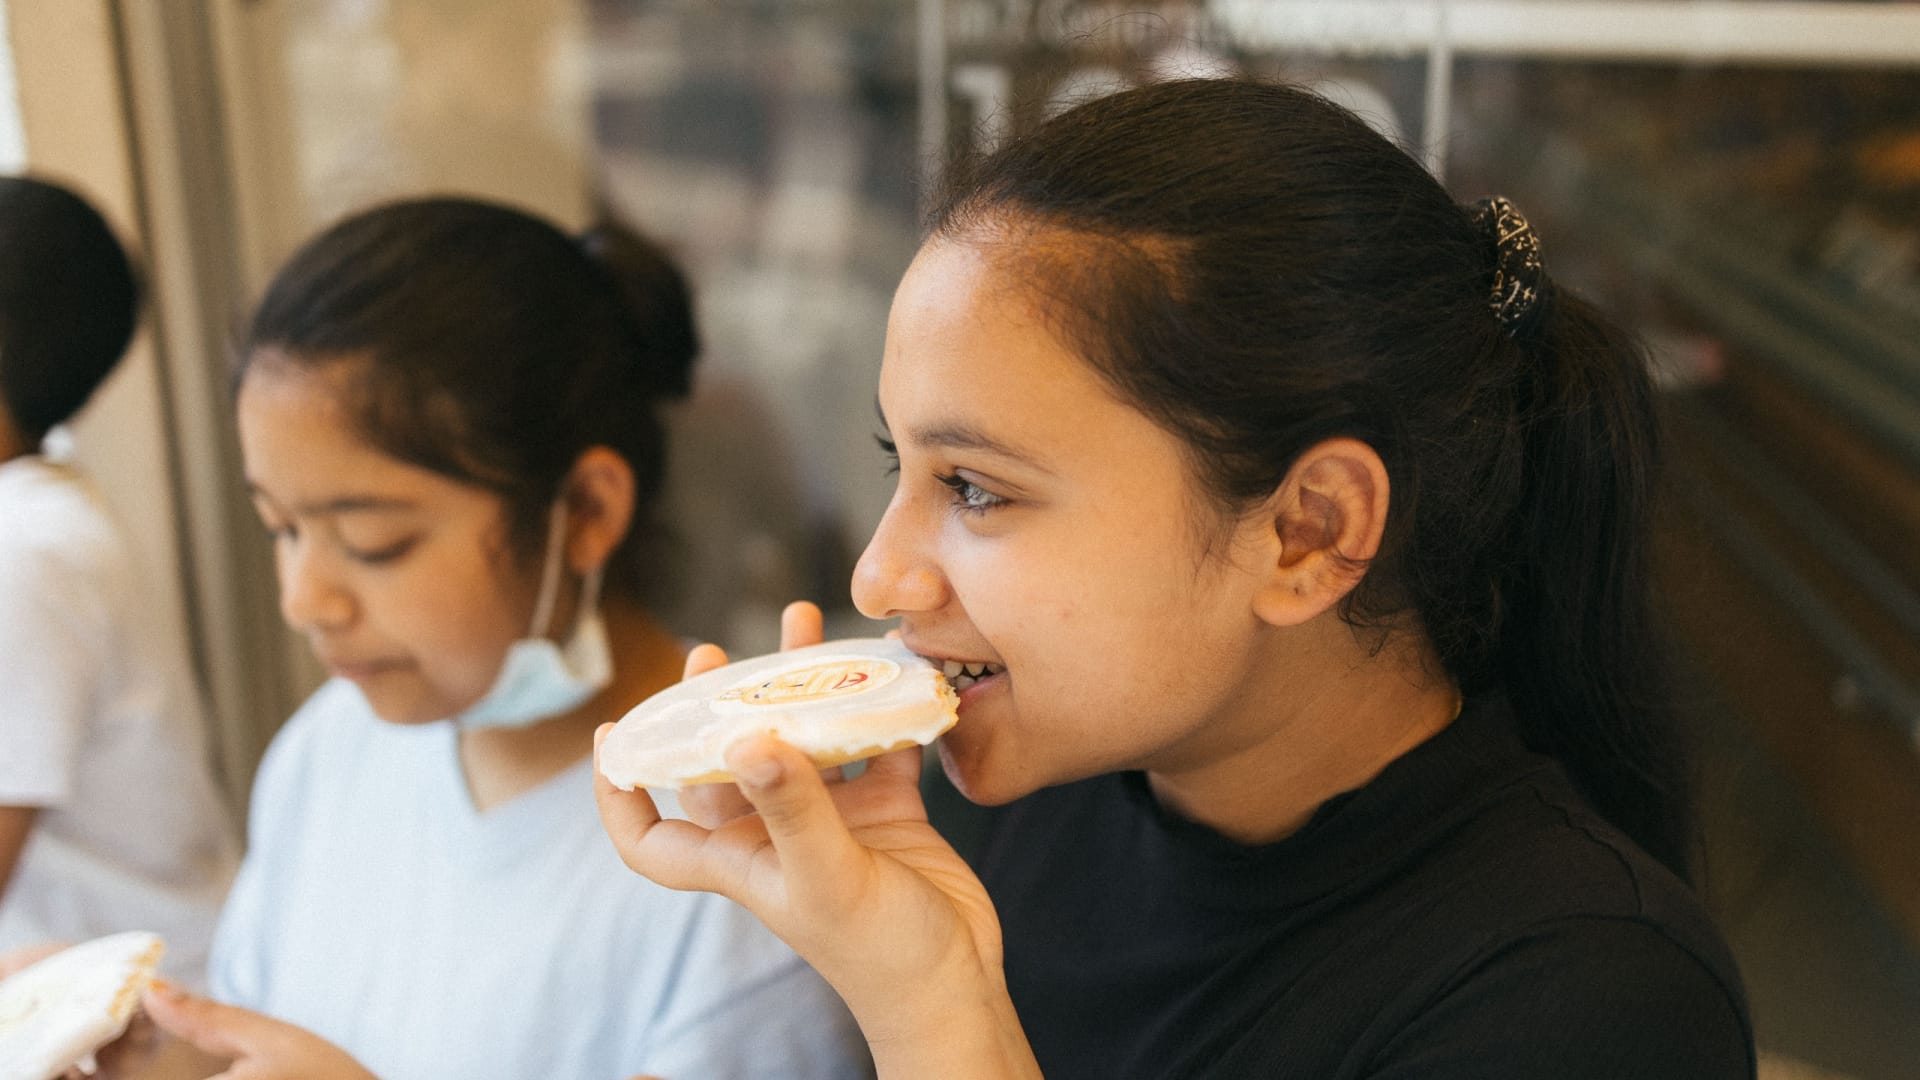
1499, 291, 1693, 879
572, 220, 701, 546
577, 223, 699, 403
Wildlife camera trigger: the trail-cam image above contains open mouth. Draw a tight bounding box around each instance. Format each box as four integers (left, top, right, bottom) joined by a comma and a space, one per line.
937, 659, 1005, 692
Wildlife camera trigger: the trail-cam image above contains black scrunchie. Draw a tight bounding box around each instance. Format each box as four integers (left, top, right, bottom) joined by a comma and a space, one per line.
1468, 196, 1546, 333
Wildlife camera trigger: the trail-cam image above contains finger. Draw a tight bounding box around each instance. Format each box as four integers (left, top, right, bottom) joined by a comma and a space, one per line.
682, 642, 729, 680
861, 743, 926, 787
678, 760, 846, 829
141, 980, 253, 1060
594, 725, 732, 893
677, 780, 756, 829
0, 940, 69, 979
725, 733, 866, 896
778, 601, 824, 651
594, 722, 665, 838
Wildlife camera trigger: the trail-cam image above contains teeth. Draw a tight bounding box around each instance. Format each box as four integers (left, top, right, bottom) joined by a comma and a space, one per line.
932, 657, 1004, 688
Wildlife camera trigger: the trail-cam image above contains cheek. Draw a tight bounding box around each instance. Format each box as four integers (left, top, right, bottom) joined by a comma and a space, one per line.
380, 567, 526, 686
963, 522, 1193, 680
1029, 529, 1251, 711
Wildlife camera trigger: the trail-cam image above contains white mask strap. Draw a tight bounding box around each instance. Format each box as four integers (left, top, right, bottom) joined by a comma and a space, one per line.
573, 564, 605, 637
528, 499, 606, 641
528, 500, 568, 638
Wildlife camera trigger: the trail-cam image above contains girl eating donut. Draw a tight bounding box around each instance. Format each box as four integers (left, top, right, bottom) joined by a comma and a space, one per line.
595, 79, 1756, 1079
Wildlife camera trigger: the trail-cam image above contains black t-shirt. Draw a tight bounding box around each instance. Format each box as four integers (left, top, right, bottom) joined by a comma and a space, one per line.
963, 697, 1755, 1079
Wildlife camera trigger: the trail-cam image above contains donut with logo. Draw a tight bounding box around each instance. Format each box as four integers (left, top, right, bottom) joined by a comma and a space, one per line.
598, 638, 957, 790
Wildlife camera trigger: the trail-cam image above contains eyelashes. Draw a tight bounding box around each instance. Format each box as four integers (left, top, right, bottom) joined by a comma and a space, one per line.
937, 472, 1005, 514
257, 518, 416, 567
875, 430, 1006, 515
344, 539, 418, 566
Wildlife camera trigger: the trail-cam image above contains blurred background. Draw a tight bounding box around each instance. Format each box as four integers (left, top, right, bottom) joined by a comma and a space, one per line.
3, 2, 1915, 1075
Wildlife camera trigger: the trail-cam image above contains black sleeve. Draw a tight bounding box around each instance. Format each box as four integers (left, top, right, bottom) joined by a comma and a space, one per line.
1360, 918, 1756, 1080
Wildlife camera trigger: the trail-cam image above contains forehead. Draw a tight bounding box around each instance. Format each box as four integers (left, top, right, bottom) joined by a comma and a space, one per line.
880, 238, 1141, 449
881, 236, 1238, 553
237, 359, 442, 501
239, 357, 364, 449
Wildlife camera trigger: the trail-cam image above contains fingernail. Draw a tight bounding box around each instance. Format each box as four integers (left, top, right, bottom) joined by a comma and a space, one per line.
147, 978, 185, 1003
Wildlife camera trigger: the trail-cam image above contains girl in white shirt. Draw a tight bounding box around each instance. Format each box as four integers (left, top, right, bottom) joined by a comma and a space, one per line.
0, 175, 237, 988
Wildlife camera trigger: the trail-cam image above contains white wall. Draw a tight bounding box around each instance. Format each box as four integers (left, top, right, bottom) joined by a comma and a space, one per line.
0, 6, 26, 172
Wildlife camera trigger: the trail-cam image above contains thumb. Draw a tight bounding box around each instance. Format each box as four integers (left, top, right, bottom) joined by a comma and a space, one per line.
141, 980, 253, 1060
682, 642, 729, 680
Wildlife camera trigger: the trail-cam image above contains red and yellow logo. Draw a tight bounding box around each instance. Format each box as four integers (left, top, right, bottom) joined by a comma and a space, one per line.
721, 658, 898, 706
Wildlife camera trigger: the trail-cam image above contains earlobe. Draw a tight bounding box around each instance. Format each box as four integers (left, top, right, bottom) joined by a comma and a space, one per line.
562, 447, 637, 573
1249, 438, 1390, 628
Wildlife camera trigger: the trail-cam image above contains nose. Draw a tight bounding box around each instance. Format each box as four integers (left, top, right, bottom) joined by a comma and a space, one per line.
277, 539, 356, 633
851, 493, 949, 620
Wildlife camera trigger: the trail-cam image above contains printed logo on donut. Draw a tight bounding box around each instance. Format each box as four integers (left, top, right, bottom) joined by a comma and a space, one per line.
720, 658, 900, 706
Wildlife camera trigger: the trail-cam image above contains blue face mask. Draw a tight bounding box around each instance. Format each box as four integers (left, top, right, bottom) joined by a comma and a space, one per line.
456, 502, 613, 730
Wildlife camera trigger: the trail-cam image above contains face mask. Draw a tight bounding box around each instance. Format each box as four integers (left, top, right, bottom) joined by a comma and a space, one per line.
456, 501, 613, 730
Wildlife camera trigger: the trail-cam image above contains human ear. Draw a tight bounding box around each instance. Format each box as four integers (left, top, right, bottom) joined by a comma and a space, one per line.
1250, 437, 1390, 628
561, 446, 636, 574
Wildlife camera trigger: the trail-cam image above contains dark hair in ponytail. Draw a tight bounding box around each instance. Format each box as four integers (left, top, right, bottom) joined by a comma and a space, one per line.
239, 196, 698, 601
931, 79, 1692, 879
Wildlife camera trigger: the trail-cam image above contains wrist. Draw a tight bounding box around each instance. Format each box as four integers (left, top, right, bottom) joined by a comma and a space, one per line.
855, 961, 1040, 1080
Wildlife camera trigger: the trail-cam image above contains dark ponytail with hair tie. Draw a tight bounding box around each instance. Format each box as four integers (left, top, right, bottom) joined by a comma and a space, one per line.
1463, 194, 1689, 875
1497, 284, 1688, 876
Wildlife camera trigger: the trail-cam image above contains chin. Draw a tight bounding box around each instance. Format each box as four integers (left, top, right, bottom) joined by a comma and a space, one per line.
936, 736, 1045, 807
356, 685, 456, 726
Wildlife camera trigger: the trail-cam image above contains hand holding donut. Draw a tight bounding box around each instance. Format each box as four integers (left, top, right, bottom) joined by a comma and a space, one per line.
593, 602, 1040, 1079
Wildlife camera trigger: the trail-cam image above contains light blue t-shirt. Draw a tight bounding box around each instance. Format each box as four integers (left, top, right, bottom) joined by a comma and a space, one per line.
210, 679, 871, 1080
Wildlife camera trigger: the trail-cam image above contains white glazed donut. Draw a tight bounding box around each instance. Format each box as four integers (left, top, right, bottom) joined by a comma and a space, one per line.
0, 931, 164, 1080
598, 637, 958, 790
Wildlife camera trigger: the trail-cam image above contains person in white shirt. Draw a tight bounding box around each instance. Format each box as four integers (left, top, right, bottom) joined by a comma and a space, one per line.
132, 197, 870, 1080
0, 176, 239, 987
0, 174, 238, 983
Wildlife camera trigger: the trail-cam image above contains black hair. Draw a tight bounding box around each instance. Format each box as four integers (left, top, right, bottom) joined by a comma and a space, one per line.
933, 79, 1692, 879
0, 177, 141, 443
239, 196, 698, 599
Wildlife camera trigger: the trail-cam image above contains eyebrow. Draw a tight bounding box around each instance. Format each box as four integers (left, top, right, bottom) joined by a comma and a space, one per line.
247, 484, 420, 517
908, 422, 1054, 475
876, 398, 1055, 475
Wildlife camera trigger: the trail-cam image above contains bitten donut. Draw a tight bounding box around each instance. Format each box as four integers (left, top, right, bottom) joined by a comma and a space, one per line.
0, 931, 164, 1080
598, 637, 958, 790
